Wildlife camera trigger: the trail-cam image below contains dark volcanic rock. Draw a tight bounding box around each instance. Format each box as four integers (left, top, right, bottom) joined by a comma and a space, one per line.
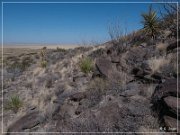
95, 58, 121, 82
164, 116, 179, 132
166, 40, 180, 53
95, 58, 112, 78
7, 111, 44, 134
111, 55, 120, 63
152, 79, 180, 102
151, 78, 180, 131
164, 96, 180, 115
69, 92, 87, 102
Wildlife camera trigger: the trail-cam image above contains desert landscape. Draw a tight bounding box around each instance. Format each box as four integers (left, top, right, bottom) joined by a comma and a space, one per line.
1, 2, 179, 135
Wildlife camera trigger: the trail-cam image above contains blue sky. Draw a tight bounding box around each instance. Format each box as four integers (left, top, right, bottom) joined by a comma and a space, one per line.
0, 0, 178, 45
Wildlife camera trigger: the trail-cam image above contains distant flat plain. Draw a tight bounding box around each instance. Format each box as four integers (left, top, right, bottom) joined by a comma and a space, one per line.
1, 44, 81, 59
3, 44, 80, 49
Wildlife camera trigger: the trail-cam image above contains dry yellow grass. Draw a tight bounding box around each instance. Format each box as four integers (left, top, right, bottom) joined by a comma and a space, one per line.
156, 42, 168, 53
148, 56, 170, 73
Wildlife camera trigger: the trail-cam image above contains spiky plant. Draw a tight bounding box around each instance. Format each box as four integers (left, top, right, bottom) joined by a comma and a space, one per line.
141, 6, 159, 39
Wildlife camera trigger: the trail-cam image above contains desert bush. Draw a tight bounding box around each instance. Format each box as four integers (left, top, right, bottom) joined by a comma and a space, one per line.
5, 95, 23, 113
21, 56, 32, 70
148, 56, 169, 73
160, 3, 179, 37
108, 21, 129, 54
6, 56, 33, 73
156, 42, 168, 55
79, 57, 93, 74
41, 60, 47, 68
40, 48, 47, 61
89, 77, 109, 93
141, 5, 160, 39
56, 47, 66, 52
108, 21, 127, 44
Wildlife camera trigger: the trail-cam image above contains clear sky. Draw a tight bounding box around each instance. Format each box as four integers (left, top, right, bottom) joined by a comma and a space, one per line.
0, 0, 178, 45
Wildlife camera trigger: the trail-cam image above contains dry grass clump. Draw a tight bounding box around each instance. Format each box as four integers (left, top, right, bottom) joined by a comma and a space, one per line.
89, 77, 109, 93
79, 57, 93, 74
167, 53, 178, 76
156, 42, 168, 55
139, 84, 156, 99
148, 56, 170, 73
5, 95, 23, 113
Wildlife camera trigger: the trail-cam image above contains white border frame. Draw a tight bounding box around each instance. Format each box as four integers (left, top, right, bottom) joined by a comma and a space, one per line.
1, 1, 179, 134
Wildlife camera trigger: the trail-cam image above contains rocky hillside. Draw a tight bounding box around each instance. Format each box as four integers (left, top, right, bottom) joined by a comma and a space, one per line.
1, 29, 179, 134
1, 4, 179, 134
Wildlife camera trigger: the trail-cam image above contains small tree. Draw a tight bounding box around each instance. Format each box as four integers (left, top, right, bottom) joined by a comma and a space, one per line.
141, 5, 159, 39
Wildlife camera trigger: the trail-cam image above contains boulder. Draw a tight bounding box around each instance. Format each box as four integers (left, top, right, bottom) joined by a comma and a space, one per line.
152, 79, 180, 103
95, 58, 112, 78
164, 116, 179, 132
7, 111, 44, 133
164, 96, 180, 115
95, 58, 121, 82
151, 79, 180, 131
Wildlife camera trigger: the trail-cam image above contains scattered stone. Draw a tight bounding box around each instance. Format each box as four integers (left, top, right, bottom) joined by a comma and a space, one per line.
69, 92, 87, 102
7, 111, 44, 133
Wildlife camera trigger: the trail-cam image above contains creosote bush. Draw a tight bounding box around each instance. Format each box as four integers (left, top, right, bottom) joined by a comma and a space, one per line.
5, 95, 23, 113
79, 57, 93, 74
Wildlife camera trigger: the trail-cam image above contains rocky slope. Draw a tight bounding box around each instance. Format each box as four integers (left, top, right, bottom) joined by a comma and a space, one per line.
1, 31, 179, 134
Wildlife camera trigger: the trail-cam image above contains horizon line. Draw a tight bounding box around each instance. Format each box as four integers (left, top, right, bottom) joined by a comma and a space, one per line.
2, 1, 179, 4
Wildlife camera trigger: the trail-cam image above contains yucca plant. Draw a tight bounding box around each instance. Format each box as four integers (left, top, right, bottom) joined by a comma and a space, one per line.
141, 5, 159, 39
5, 95, 23, 113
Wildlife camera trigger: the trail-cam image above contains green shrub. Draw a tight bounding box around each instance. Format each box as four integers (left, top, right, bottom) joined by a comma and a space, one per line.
5, 95, 23, 113
56, 47, 66, 52
79, 57, 93, 73
41, 60, 47, 68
